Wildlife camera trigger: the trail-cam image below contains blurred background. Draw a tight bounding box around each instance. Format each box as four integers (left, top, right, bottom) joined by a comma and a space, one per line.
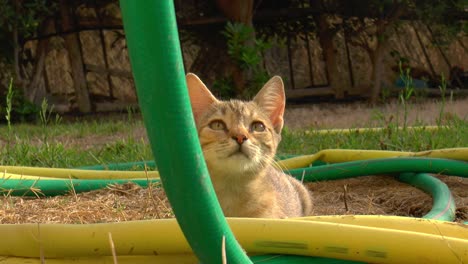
0, 0, 466, 120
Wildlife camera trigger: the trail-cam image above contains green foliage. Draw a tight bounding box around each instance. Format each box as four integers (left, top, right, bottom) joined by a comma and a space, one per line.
222, 22, 272, 70
0, 0, 56, 59
38, 98, 62, 143
413, 0, 466, 44
212, 77, 235, 99
437, 73, 449, 126
0, 80, 39, 122
0, 1, 56, 121
5, 78, 13, 129
390, 50, 410, 66
39, 98, 61, 127
220, 22, 272, 98
397, 61, 415, 130
0, 0, 50, 35
341, 0, 466, 44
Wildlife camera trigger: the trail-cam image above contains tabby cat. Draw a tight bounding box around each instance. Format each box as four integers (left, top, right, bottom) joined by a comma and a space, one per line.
186, 73, 313, 218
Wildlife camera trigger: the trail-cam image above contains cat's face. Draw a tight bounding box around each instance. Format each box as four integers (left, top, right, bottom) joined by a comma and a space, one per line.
186, 73, 285, 179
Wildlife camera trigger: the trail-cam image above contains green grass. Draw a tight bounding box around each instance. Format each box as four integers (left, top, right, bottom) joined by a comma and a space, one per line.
1, 99, 467, 168
279, 121, 467, 155
0, 118, 154, 168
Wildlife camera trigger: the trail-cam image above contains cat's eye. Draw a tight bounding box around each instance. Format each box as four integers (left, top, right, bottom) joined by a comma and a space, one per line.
250, 121, 266, 132
209, 120, 226, 131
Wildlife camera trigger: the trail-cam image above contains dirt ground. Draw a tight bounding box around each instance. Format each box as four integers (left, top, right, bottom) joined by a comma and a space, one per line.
0, 98, 467, 224
284, 97, 468, 129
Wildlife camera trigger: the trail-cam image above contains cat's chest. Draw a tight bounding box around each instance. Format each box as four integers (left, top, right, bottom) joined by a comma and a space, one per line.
212, 176, 278, 217
216, 189, 277, 217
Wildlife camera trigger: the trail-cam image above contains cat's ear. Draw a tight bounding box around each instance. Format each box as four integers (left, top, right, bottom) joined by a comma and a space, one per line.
253, 76, 285, 133
186, 73, 218, 121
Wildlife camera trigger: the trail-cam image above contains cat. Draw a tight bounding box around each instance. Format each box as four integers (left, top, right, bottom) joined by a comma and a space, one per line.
186, 73, 313, 218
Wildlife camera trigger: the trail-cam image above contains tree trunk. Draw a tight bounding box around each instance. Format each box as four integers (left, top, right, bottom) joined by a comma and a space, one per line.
13, 23, 22, 84
216, 0, 254, 26
369, 5, 403, 104
316, 15, 345, 99
26, 19, 54, 105
12, 0, 24, 88
26, 37, 49, 105
369, 41, 386, 104
59, 0, 91, 113
216, 0, 254, 98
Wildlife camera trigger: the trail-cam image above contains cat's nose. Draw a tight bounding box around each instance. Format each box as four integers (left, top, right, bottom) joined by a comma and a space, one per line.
232, 135, 248, 145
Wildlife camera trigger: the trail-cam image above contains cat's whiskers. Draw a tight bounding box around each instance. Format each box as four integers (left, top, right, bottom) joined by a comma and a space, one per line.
260, 155, 276, 170
270, 157, 288, 173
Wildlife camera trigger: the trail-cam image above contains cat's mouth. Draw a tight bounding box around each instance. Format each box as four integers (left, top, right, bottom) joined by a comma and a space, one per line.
227, 147, 250, 159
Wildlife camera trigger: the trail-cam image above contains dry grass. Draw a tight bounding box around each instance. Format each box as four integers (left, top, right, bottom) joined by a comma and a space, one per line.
0, 183, 173, 224
309, 175, 468, 222
1, 175, 466, 224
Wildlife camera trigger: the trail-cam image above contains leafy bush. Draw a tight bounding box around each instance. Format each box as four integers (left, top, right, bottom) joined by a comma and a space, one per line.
214, 22, 272, 99
1, 79, 39, 123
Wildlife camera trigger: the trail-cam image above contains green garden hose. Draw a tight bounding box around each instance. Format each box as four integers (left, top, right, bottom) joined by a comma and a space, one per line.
75, 155, 296, 171
397, 173, 456, 221
249, 255, 363, 263
287, 158, 467, 181
78, 161, 156, 171
119, 1, 250, 263
0, 178, 153, 196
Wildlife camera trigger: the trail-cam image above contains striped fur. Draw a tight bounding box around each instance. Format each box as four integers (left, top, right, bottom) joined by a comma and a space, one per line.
186, 73, 313, 218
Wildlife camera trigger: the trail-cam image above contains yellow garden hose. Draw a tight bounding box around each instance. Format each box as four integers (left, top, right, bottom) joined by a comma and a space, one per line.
1, 216, 466, 264
277, 148, 468, 170
0, 166, 159, 180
